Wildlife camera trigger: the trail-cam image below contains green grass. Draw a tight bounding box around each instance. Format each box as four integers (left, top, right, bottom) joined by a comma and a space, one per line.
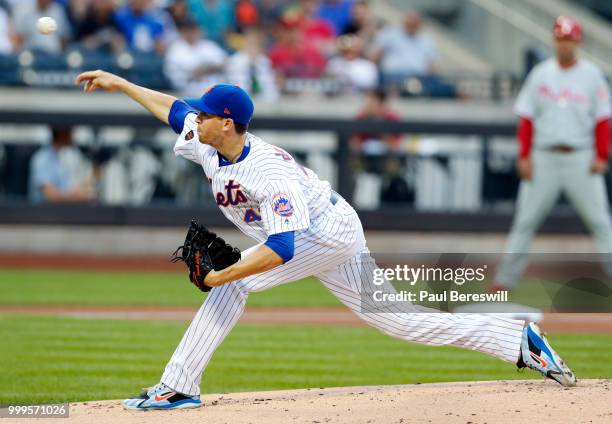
1, 269, 341, 307
2, 269, 609, 406
2, 314, 611, 405
2, 269, 597, 310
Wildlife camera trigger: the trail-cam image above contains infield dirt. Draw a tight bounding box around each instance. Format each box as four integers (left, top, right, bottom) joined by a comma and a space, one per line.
21, 379, 612, 424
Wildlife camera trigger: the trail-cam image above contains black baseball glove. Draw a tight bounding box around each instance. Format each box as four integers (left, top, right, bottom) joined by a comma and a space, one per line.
171, 220, 241, 292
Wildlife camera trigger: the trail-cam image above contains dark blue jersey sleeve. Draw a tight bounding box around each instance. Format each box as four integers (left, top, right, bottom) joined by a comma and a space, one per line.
264, 231, 295, 263
168, 100, 197, 134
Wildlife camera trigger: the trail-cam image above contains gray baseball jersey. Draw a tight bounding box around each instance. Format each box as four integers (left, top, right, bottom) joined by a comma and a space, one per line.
514, 58, 611, 149
496, 58, 612, 288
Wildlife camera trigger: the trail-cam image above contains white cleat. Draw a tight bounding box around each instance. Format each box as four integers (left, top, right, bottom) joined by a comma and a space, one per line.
519, 323, 577, 387
122, 383, 202, 410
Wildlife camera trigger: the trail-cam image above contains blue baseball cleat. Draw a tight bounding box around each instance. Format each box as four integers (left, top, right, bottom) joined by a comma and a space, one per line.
122, 383, 202, 410
519, 323, 577, 387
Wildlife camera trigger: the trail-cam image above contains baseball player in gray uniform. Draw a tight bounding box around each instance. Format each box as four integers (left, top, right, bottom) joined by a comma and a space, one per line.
492, 16, 612, 291
75, 69, 577, 411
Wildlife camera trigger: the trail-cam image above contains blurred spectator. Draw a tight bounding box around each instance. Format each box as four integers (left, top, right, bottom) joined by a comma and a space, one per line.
187, 0, 234, 47
167, 0, 191, 28
29, 127, 97, 203
234, 0, 259, 33
380, 156, 413, 204
0, 1, 15, 55
351, 90, 410, 208
226, 30, 279, 100
370, 11, 437, 84
115, 0, 166, 55
342, 0, 378, 44
352, 89, 401, 154
326, 34, 377, 93
317, 0, 354, 35
69, 0, 125, 54
300, 0, 335, 54
165, 0, 194, 44
164, 18, 227, 95
66, 0, 88, 30
258, 0, 285, 29
268, 18, 327, 79
152, 2, 182, 46
13, 0, 71, 54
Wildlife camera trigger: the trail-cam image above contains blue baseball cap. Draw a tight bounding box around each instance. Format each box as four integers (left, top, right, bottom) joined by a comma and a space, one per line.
184, 84, 254, 125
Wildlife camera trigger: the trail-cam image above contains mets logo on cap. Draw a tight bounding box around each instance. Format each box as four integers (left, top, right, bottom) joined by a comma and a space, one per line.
272, 193, 294, 217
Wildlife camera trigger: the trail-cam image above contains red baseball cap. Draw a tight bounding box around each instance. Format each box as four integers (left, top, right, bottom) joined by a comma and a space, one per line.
553, 16, 582, 41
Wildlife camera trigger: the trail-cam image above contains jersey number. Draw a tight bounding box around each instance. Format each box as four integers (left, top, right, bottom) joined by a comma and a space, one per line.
244, 209, 262, 223
272, 147, 310, 177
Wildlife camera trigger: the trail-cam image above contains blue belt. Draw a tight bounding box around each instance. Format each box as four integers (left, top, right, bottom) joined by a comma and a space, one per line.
330, 191, 340, 205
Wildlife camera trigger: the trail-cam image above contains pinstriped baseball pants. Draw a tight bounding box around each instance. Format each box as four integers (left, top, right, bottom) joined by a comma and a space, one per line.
161, 200, 524, 396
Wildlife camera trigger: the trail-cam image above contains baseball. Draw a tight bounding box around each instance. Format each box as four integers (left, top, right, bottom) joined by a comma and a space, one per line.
36, 16, 57, 35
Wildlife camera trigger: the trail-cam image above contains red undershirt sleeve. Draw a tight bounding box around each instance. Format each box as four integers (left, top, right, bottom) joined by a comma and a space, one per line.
517, 116, 533, 159
595, 118, 610, 161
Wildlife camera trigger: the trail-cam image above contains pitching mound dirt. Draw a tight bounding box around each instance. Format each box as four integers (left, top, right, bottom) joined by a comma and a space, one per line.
29, 379, 612, 424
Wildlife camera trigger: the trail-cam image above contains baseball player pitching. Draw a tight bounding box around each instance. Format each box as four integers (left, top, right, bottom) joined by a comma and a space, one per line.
491, 16, 612, 292
75, 69, 577, 411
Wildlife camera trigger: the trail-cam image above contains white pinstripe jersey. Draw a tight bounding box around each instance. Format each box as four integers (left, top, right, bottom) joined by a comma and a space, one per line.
173, 113, 332, 243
